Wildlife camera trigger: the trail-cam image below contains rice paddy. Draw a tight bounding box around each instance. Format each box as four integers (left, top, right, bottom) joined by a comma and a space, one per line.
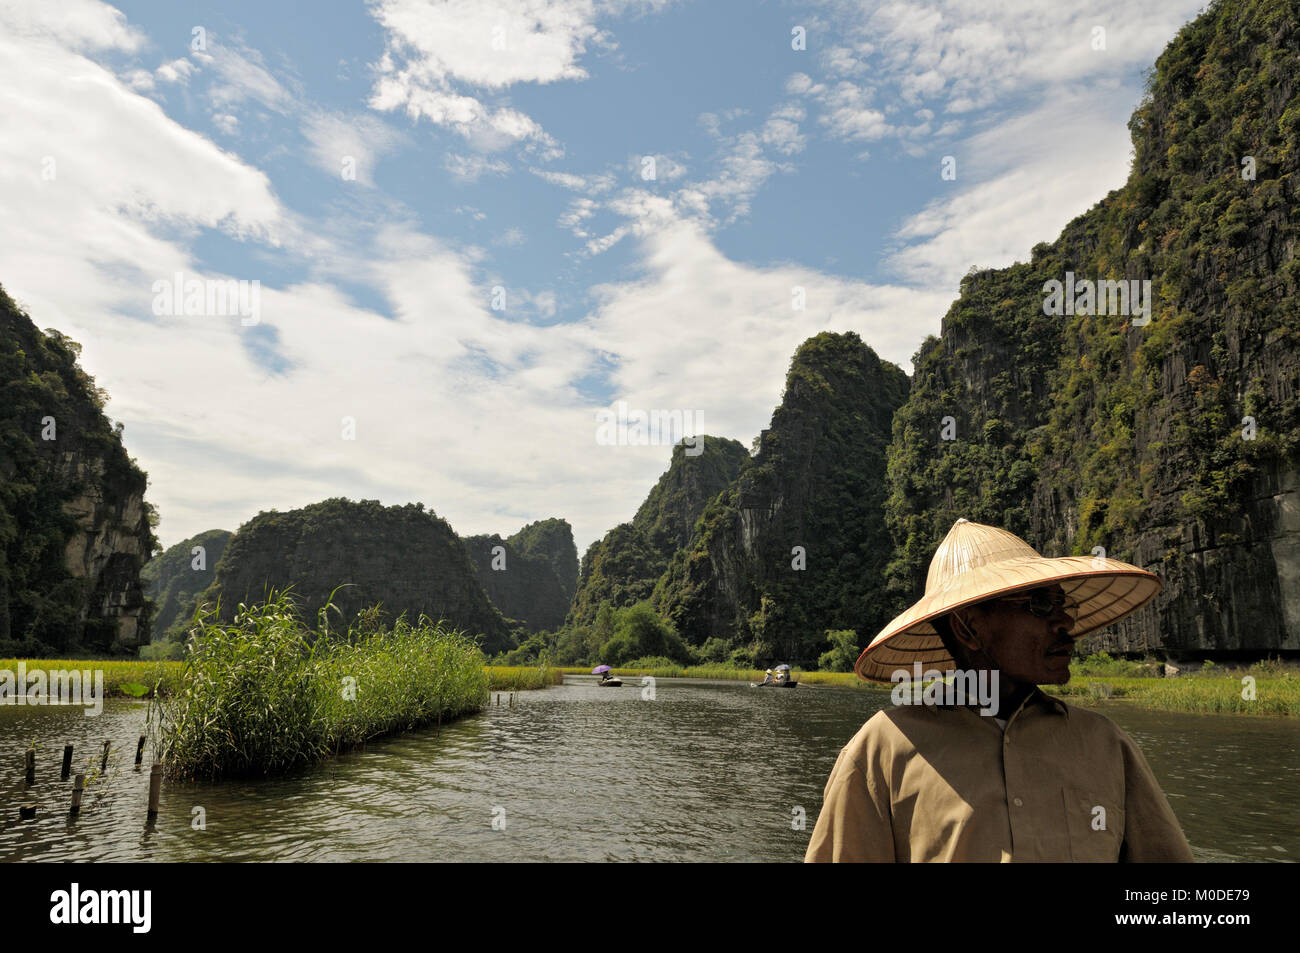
0, 658, 183, 697
486, 666, 565, 690
558, 659, 1300, 715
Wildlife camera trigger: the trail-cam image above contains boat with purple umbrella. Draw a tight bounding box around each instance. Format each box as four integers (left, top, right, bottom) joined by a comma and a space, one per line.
592, 664, 622, 687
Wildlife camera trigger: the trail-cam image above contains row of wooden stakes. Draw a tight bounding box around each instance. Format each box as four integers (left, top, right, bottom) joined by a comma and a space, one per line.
20, 735, 163, 821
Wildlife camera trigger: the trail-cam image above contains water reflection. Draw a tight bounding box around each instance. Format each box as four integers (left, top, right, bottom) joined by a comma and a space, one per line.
1, 678, 1295, 862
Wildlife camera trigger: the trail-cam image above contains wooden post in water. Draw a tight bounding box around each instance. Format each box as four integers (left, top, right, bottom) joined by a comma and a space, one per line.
61, 744, 73, 779
147, 763, 162, 818
19, 805, 36, 820
25, 745, 35, 784
135, 735, 146, 766
70, 774, 85, 818
100, 740, 110, 773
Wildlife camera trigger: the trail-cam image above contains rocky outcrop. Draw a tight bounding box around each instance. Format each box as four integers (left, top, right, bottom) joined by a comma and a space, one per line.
655, 332, 909, 663
140, 528, 232, 639
883, 0, 1300, 657
0, 285, 156, 654
463, 525, 573, 631
200, 498, 513, 654
567, 436, 749, 627
507, 518, 579, 603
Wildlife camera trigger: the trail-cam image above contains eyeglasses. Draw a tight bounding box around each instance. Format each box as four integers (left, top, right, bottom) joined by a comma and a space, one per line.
998, 588, 1078, 619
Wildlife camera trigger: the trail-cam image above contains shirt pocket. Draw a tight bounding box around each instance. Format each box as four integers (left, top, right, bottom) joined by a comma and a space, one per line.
1063, 787, 1125, 863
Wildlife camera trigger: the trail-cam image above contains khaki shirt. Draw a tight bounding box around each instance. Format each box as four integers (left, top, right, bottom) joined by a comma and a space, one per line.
804, 688, 1194, 862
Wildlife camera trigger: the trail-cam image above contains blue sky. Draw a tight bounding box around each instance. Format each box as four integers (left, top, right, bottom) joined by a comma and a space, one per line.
0, 0, 1206, 553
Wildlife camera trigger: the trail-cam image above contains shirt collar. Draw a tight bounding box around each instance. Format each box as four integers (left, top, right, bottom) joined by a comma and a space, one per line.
912, 680, 1069, 720
1018, 685, 1069, 719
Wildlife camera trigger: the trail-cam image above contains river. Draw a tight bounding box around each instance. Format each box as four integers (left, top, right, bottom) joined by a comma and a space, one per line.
2, 676, 1296, 862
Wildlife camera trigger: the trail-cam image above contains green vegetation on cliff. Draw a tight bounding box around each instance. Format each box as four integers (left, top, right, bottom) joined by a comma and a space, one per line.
507, 518, 579, 601
567, 436, 749, 627
463, 522, 574, 632
883, 0, 1300, 656
141, 529, 232, 642
195, 498, 513, 654
0, 285, 157, 655
655, 331, 909, 666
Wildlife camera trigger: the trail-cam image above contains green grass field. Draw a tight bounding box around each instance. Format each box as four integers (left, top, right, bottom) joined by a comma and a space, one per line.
0, 658, 183, 696
1, 659, 564, 696
5, 655, 1294, 716
556, 661, 1300, 715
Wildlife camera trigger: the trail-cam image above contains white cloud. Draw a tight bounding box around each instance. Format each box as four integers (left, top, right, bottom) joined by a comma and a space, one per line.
887, 87, 1136, 288
529, 166, 615, 194
582, 215, 954, 451
203, 42, 295, 114
0, 0, 143, 52
0, 26, 283, 326
371, 0, 600, 89
155, 57, 195, 85
366, 0, 611, 156
123, 68, 154, 91
799, 0, 1206, 144
212, 112, 239, 135
302, 111, 403, 186
558, 197, 598, 235
493, 226, 526, 246
444, 151, 511, 181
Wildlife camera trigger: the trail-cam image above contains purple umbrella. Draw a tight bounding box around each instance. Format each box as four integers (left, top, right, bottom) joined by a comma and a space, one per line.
592, 665, 612, 674
775, 664, 791, 671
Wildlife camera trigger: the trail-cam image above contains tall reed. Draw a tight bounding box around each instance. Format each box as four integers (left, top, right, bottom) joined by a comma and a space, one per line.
151, 592, 488, 780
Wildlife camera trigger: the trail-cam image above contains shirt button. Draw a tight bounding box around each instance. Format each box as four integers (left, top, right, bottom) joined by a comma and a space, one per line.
1013, 797, 1024, 807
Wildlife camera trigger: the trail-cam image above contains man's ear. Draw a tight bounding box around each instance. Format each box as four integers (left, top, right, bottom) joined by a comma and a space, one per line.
950, 607, 984, 652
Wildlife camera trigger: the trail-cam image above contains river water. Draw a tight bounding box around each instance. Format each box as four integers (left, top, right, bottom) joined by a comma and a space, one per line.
2, 676, 1296, 862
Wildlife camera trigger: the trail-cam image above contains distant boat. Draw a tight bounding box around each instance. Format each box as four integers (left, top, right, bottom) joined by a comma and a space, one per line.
592, 664, 621, 687
752, 680, 798, 688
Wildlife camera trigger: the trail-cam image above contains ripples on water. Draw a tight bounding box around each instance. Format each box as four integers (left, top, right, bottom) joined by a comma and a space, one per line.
1, 678, 1295, 862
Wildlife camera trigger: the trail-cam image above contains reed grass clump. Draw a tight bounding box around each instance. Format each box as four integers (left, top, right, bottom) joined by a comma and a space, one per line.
151, 591, 488, 780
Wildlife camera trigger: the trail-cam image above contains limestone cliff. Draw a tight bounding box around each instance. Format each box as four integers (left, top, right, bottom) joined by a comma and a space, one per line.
199, 498, 512, 654
140, 529, 232, 639
567, 436, 749, 627
463, 521, 575, 631
884, 0, 1300, 657
0, 285, 156, 654
654, 332, 909, 663
508, 518, 579, 603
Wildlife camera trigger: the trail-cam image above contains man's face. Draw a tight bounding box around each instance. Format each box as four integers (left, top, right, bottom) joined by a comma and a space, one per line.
964, 584, 1078, 686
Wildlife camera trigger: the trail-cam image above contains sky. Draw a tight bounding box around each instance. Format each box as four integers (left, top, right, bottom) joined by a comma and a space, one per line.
0, 0, 1208, 555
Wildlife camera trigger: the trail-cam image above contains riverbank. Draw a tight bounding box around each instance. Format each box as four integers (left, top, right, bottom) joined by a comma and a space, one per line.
559, 661, 1300, 716
555, 665, 870, 688
5, 658, 1292, 716
1, 660, 564, 696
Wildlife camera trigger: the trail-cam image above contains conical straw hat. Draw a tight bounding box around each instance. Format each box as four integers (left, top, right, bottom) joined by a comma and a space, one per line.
855, 518, 1161, 682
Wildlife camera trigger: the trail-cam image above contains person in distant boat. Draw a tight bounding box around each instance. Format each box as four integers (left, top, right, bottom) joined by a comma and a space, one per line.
805, 518, 1193, 863
760, 669, 775, 686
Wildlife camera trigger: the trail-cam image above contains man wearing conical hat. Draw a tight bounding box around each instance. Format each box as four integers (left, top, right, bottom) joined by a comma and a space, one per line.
805, 519, 1194, 862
